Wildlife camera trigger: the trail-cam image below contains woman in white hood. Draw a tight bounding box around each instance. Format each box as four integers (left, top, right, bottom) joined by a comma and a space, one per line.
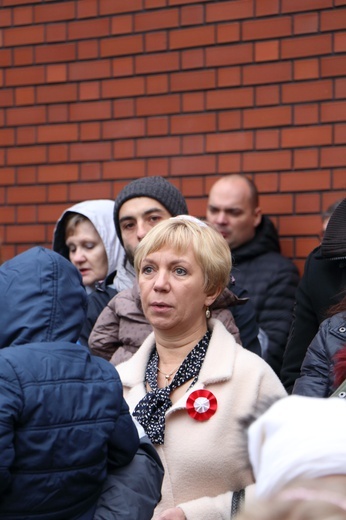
53, 200, 124, 294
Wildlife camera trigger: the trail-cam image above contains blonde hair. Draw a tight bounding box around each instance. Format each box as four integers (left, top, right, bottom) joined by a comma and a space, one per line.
134, 216, 232, 295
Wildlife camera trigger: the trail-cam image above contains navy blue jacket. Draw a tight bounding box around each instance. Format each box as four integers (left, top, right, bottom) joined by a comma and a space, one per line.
293, 313, 346, 397
0, 247, 139, 520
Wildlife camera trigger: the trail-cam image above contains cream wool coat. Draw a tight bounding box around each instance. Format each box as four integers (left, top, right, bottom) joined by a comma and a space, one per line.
117, 319, 286, 520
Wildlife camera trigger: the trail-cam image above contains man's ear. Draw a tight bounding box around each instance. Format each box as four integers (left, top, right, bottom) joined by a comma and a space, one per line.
253, 206, 262, 228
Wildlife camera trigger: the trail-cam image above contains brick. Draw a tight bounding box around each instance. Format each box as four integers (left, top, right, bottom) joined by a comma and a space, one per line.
261, 193, 293, 214
145, 0, 166, 7
100, 0, 142, 15
137, 136, 180, 157
336, 78, 346, 98
333, 170, 346, 188
216, 22, 240, 44
77, 0, 98, 18
4, 25, 44, 46
34, 2, 75, 22
47, 64, 67, 83
244, 106, 291, 128
147, 157, 169, 176
113, 99, 135, 118
182, 49, 204, 70
37, 84, 77, 104
37, 124, 78, 143
218, 111, 242, 131
5, 65, 45, 86
206, 87, 254, 109
0, 49, 12, 67
145, 32, 167, 53
102, 77, 145, 98
171, 155, 216, 175
0, 89, 14, 107
321, 101, 346, 122
182, 135, 204, 155
335, 123, 346, 144
218, 153, 241, 173
79, 163, 101, 181
0, 206, 15, 223
321, 56, 346, 78
335, 32, 346, 53
206, 131, 253, 152
113, 139, 134, 158
243, 16, 291, 41
7, 106, 46, 126
112, 57, 134, 77
79, 82, 100, 101
8, 185, 46, 204
253, 173, 279, 192
206, 0, 254, 22
103, 118, 145, 138
282, 80, 333, 103
16, 127, 36, 145
0, 128, 15, 145
280, 215, 321, 236
171, 113, 216, 134
255, 85, 280, 106
38, 164, 79, 183
103, 159, 145, 179
281, 0, 332, 13
256, 129, 280, 150
182, 92, 205, 112
294, 58, 319, 80
80, 122, 101, 141
70, 100, 111, 121
281, 171, 331, 191
181, 177, 204, 196
100, 34, 143, 57
321, 146, 346, 167
281, 34, 332, 59
146, 74, 169, 94
206, 43, 253, 67
14, 7, 33, 26
135, 51, 179, 74
282, 125, 332, 148
136, 94, 180, 116
170, 25, 214, 49
321, 8, 346, 30
293, 149, 319, 169
68, 18, 110, 40
14, 47, 34, 66
6, 225, 46, 243
147, 116, 169, 136
255, 40, 279, 62
135, 8, 179, 31
243, 150, 292, 172
111, 14, 133, 35
14, 87, 34, 106
69, 60, 111, 81
255, 0, 279, 16
295, 193, 321, 213
294, 104, 319, 125
294, 13, 319, 35
70, 142, 112, 161
0, 8, 11, 27
69, 181, 113, 200
16, 166, 37, 185
243, 62, 292, 85
217, 67, 241, 87
7, 146, 47, 165
46, 23, 67, 43
296, 237, 320, 258
48, 144, 68, 163
181, 5, 204, 26
36, 42, 76, 64
171, 70, 215, 92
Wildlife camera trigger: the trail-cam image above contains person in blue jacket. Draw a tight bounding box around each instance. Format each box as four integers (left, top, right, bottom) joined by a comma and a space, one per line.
0, 246, 140, 520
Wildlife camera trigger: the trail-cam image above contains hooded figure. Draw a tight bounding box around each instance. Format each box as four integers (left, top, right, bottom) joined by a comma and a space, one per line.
53, 200, 124, 293
0, 246, 139, 520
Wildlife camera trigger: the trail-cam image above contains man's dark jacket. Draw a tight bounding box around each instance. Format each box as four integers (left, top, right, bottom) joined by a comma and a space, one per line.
230, 215, 300, 376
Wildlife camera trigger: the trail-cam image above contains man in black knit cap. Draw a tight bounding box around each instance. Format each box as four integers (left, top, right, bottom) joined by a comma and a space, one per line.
79, 176, 188, 345
281, 198, 346, 393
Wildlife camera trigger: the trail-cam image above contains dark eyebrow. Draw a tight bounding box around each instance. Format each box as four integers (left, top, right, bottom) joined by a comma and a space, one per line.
119, 207, 167, 224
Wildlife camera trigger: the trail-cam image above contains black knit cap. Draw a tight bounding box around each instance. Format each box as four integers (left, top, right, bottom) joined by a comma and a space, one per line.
321, 198, 346, 260
114, 176, 188, 243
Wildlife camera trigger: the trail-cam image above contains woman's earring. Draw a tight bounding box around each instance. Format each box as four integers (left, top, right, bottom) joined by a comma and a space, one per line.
206, 307, 211, 319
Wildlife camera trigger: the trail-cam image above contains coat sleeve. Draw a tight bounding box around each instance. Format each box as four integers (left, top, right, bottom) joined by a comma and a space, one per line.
94, 435, 164, 520
292, 319, 334, 397
79, 288, 116, 347
88, 296, 122, 361
0, 358, 23, 496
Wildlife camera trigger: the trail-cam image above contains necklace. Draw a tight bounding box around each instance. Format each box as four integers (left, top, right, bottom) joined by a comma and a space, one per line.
157, 365, 180, 386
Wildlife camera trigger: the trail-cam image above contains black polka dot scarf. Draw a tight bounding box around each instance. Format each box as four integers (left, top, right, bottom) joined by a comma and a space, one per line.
133, 330, 211, 444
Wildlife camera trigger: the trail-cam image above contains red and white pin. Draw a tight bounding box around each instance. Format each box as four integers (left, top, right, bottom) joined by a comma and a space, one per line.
186, 389, 217, 421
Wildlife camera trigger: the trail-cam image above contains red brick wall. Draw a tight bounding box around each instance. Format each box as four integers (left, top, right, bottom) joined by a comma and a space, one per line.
1, 0, 346, 273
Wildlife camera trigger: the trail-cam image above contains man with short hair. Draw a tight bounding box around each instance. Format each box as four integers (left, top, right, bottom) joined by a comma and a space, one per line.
206, 174, 299, 377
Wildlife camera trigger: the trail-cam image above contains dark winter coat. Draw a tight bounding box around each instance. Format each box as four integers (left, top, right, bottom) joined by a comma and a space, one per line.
281, 246, 346, 392
292, 313, 346, 397
0, 247, 139, 520
230, 216, 300, 376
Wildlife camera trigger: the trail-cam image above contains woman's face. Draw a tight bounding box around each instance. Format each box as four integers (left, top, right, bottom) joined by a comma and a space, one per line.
138, 246, 216, 335
65, 220, 108, 289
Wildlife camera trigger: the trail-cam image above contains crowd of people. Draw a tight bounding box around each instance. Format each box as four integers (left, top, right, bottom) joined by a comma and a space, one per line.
0, 174, 345, 519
